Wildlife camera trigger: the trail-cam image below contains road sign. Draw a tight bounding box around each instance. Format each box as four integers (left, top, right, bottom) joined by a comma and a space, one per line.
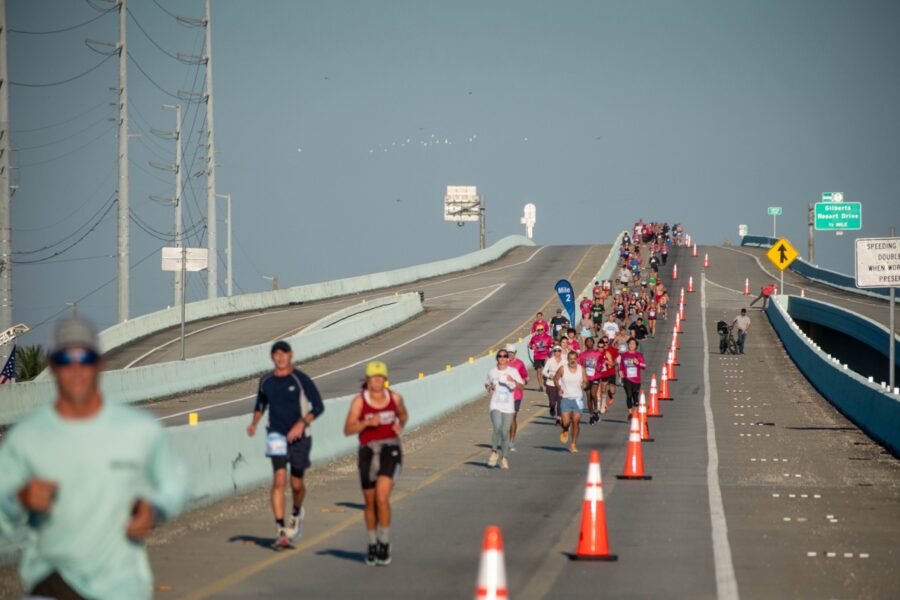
854, 237, 900, 288
766, 237, 799, 271
822, 192, 844, 202
443, 185, 480, 222
814, 201, 861, 230
554, 279, 576, 326
767, 207, 782, 216
738, 224, 748, 237
162, 247, 208, 272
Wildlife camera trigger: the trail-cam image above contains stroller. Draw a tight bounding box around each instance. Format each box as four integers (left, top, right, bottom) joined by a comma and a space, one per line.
716, 320, 738, 354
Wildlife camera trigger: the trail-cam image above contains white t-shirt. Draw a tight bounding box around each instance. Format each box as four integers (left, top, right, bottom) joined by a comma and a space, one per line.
734, 315, 751, 331
602, 321, 619, 340
485, 366, 524, 414
542, 356, 564, 386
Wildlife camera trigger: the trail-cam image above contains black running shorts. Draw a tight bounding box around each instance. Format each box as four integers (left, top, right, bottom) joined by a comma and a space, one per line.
358, 443, 403, 490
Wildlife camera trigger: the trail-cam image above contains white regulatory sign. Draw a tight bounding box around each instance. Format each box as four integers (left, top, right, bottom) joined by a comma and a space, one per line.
443, 185, 480, 222
854, 237, 900, 288
162, 247, 209, 272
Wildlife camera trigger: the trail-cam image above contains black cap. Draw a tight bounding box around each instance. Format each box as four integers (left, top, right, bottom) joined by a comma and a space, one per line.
271, 340, 292, 354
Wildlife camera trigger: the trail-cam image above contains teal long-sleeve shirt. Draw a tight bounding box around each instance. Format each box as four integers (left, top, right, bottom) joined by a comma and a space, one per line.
0, 401, 189, 599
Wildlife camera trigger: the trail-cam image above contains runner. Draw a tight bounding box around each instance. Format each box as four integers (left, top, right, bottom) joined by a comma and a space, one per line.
565, 328, 581, 352
485, 349, 525, 469
528, 325, 553, 392
0, 318, 189, 599
579, 296, 593, 319
578, 312, 594, 344
619, 337, 647, 415
554, 350, 588, 453
601, 313, 620, 341
598, 336, 618, 414
647, 302, 658, 337
531, 311, 550, 334
506, 345, 529, 452
247, 341, 325, 549
343, 362, 407, 566
591, 295, 606, 331
542, 345, 565, 423
577, 337, 603, 424
628, 317, 649, 343
549, 308, 568, 339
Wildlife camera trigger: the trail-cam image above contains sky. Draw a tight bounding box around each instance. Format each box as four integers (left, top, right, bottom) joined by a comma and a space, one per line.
9, 0, 900, 346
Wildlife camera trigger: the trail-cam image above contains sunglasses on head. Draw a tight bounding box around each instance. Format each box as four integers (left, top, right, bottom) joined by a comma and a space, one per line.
50, 347, 100, 366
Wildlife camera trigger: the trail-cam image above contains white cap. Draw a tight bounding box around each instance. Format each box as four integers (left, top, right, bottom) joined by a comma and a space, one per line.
504, 343, 517, 353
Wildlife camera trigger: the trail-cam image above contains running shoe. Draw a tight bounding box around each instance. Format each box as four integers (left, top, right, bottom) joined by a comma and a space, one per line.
509, 443, 517, 452
487, 451, 499, 468
287, 506, 305, 542
560, 430, 569, 444
500, 457, 509, 470
376, 542, 392, 566
272, 528, 291, 549
589, 413, 599, 425
570, 444, 578, 453
366, 544, 378, 566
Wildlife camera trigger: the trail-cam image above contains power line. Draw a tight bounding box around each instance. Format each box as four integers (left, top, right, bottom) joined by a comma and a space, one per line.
10, 5, 116, 35
14, 123, 116, 169
16, 254, 115, 267
127, 51, 200, 102
13, 198, 117, 264
13, 112, 113, 151
126, 7, 185, 63
149, 0, 180, 21
11, 53, 115, 88
12, 100, 108, 133
13, 161, 117, 232
14, 193, 116, 255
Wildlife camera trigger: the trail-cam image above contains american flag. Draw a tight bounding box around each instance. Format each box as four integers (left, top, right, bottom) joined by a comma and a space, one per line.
0, 346, 15, 384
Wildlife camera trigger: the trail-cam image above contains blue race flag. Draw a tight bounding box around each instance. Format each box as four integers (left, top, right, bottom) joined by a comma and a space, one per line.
554, 280, 576, 326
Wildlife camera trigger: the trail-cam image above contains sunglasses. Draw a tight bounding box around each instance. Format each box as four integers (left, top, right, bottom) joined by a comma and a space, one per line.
50, 348, 100, 366
497, 353, 509, 358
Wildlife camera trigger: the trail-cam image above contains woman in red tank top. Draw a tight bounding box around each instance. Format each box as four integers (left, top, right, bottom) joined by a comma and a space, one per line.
343, 361, 408, 566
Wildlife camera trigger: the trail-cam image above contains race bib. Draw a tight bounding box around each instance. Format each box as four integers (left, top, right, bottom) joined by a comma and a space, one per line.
265, 432, 288, 457
626, 366, 638, 379
586, 367, 596, 377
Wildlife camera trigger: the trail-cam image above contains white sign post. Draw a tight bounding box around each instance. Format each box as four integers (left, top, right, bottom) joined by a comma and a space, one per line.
162, 247, 208, 360
521, 203, 536, 240
854, 234, 899, 391
443, 186, 485, 249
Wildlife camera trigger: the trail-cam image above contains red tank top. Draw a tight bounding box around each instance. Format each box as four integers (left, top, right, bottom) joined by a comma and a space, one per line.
359, 390, 399, 445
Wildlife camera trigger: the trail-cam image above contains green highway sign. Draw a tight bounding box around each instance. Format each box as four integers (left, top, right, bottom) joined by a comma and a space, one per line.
767, 206, 782, 216
815, 201, 861, 230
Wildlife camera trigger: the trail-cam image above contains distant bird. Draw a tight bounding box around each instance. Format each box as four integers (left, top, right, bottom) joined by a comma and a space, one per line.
395, 198, 402, 202
594, 136, 603, 140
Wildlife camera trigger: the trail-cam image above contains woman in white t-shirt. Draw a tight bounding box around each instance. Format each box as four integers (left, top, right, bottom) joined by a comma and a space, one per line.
553, 350, 588, 453
484, 349, 525, 469
541, 346, 565, 424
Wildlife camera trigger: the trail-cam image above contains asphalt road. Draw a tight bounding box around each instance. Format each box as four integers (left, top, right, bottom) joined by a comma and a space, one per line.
3, 243, 898, 599
103, 245, 549, 370
145, 244, 609, 425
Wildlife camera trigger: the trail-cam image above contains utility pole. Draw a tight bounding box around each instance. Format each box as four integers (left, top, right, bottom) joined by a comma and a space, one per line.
216, 193, 232, 296
117, 0, 129, 322
0, 0, 12, 336
157, 104, 182, 306
890, 225, 896, 392
807, 203, 815, 264
479, 194, 486, 250
203, 0, 218, 300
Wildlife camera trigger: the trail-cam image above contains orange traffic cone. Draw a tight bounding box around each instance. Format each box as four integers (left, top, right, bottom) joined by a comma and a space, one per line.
800, 288, 805, 298
647, 375, 662, 417
678, 301, 685, 322
704, 253, 709, 268
675, 313, 683, 333
638, 392, 653, 442
569, 450, 618, 561
617, 414, 652, 480
687, 275, 695, 293
671, 340, 680, 366
743, 278, 750, 295
667, 351, 677, 381
680, 287, 685, 301
475, 526, 508, 600
692, 244, 698, 257
672, 264, 678, 280
659, 368, 673, 401
672, 329, 680, 350
686, 235, 692, 248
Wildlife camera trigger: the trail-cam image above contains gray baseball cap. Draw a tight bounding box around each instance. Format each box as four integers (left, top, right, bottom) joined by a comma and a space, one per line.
51, 318, 99, 354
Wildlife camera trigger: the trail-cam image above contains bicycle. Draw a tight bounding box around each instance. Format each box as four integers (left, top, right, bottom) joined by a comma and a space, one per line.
716, 321, 738, 355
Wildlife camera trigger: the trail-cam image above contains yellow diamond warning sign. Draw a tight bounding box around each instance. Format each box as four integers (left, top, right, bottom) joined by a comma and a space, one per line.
766, 237, 799, 271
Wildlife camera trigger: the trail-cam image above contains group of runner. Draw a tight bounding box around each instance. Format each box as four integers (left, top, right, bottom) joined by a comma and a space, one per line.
516, 220, 675, 454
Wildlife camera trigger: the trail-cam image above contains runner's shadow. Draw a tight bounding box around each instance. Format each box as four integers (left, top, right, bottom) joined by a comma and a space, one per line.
474, 443, 493, 449
335, 501, 365, 510
464, 461, 493, 469
601, 419, 628, 424
228, 535, 275, 549
534, 445, 571, 453
316, 549, 366, 563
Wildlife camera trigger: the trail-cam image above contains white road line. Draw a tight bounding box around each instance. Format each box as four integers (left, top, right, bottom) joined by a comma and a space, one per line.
126, 247, 547, 369
701, 273, 740, 599
157, 283, 507, 421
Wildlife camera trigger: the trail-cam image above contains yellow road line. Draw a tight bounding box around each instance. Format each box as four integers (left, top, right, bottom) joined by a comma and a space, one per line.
179, 404, 548, 600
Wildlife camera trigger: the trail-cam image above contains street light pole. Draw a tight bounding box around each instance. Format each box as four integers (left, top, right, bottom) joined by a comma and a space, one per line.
479, 194, 486, 250
117, 0, 130, 322
890, 226, 896, 392
161, 104, 182, 306
204, 0, 218, 300
216, 193, 232, 296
